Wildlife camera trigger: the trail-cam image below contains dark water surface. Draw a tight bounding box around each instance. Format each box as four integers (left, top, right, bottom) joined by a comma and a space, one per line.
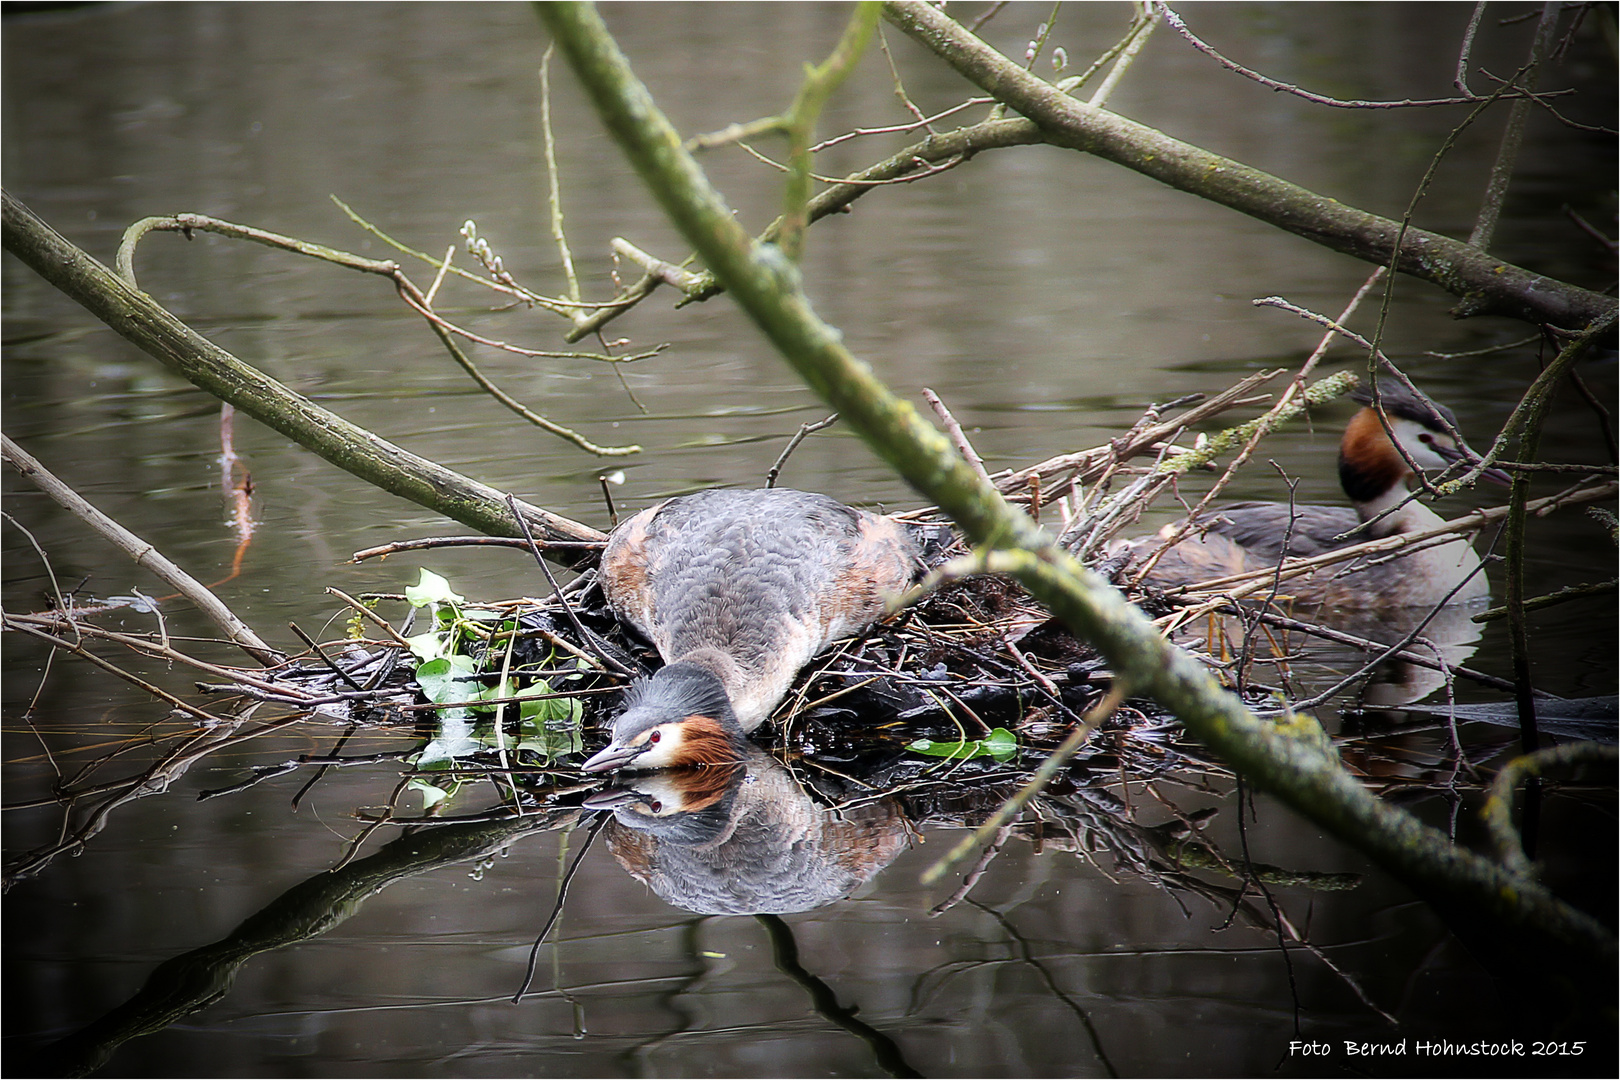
4, 3, 1615, 1077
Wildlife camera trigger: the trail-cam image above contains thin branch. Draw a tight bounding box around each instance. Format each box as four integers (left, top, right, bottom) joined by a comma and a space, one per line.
1158, 2, 1568, 110
881, 1, 1613, 330
922, 388, 992, 486
1148, 479, 1615, 603
540, 45, 582, 303
351, 536, 603, 562
1088, 3, 1159, 109
2, 617, 235, 726
2, 434, 281, 665
1483, 743, 1618, 878
1472, 579, 1617, 623
766, 413, 839, 488
777, 2, 883, 262
1470, 2, 1562, 250
394, 279, 645, 457
505, 493, 635, 678
1454, 2, 1487, 94
609, 237, 705, 291
810, 96, 990, 152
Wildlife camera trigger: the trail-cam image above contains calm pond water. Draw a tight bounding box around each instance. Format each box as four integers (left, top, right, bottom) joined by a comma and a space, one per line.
4, 3, 1615, 1077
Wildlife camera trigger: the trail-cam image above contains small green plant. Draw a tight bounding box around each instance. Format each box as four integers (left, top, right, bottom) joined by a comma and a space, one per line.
344, 597, 377, 640
401, 568, 585, 810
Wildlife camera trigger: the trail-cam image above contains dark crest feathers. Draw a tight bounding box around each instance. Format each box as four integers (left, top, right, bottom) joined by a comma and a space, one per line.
1349, 381, 1458, 432
624, 662, 737, 724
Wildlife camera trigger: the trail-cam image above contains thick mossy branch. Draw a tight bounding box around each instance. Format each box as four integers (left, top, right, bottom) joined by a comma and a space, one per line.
1484, 743, 1619, 879
538, 2, 1612, 956
1, 191, 605, 549
882, 0, 1614, 330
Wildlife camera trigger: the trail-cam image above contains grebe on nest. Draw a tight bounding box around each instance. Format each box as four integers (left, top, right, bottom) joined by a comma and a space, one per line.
581, 488, 919, 772
1114, 383, 1509, 609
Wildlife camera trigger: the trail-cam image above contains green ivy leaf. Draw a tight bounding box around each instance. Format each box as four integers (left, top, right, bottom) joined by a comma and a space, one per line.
418, 717, 480, 763
982, 727, 1019, 762
404, 568, 464, 609
908, 727, 1020, 762
407, 776, 453, 810
515, 713, 583, 759
406, 630, 452, 663
417, 655, 478, 700
416, 655, 480, 721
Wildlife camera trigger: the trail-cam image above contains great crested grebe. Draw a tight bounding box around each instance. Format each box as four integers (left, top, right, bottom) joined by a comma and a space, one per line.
581, 488, 919, 773
1114, 382, 1509, 609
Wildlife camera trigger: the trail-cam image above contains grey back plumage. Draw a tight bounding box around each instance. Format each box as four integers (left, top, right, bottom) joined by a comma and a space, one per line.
600, 488, 920, 729
1201, 501, 1363, 561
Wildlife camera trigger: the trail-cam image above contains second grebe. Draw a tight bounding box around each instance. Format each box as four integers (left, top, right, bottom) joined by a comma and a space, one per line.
581, 488, 919, 772
1114, 383, 1509, 608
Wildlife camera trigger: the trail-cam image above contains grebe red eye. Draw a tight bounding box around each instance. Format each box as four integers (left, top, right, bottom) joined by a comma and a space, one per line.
648, 800, 662, 812
648, 730, 662, 744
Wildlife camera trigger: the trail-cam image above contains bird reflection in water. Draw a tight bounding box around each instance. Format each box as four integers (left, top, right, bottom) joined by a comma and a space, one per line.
584, 750, 909, 915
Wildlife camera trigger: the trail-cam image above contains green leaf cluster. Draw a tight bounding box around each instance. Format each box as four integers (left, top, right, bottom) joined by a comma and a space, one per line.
401, 569, 586, 809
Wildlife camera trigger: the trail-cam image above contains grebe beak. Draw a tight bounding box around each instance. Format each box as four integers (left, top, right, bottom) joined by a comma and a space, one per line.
582, 786, 646, 809
581, 739, 650, 774
1428, 440, 1512, 487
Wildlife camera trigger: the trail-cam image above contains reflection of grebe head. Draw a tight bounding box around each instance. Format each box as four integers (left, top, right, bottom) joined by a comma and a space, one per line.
580, 662, 749, 773
1338, 383, 1508, 505
582, 764, 746, 844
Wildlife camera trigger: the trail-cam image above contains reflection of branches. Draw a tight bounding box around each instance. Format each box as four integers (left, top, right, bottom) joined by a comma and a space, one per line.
2, 699, 275, 888
966, 899, 1119, 1078
1238, 523, 1503, 717
4, 564, 625, 885
756, 913, 923, 1079
921, 682, 1125, 884
1193, 603, 1514, 695
44, 808, 573, 1078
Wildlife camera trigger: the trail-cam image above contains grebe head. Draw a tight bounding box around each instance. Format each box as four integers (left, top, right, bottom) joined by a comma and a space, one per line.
1339, 383, 1510, 506
581, 661, 749, 773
